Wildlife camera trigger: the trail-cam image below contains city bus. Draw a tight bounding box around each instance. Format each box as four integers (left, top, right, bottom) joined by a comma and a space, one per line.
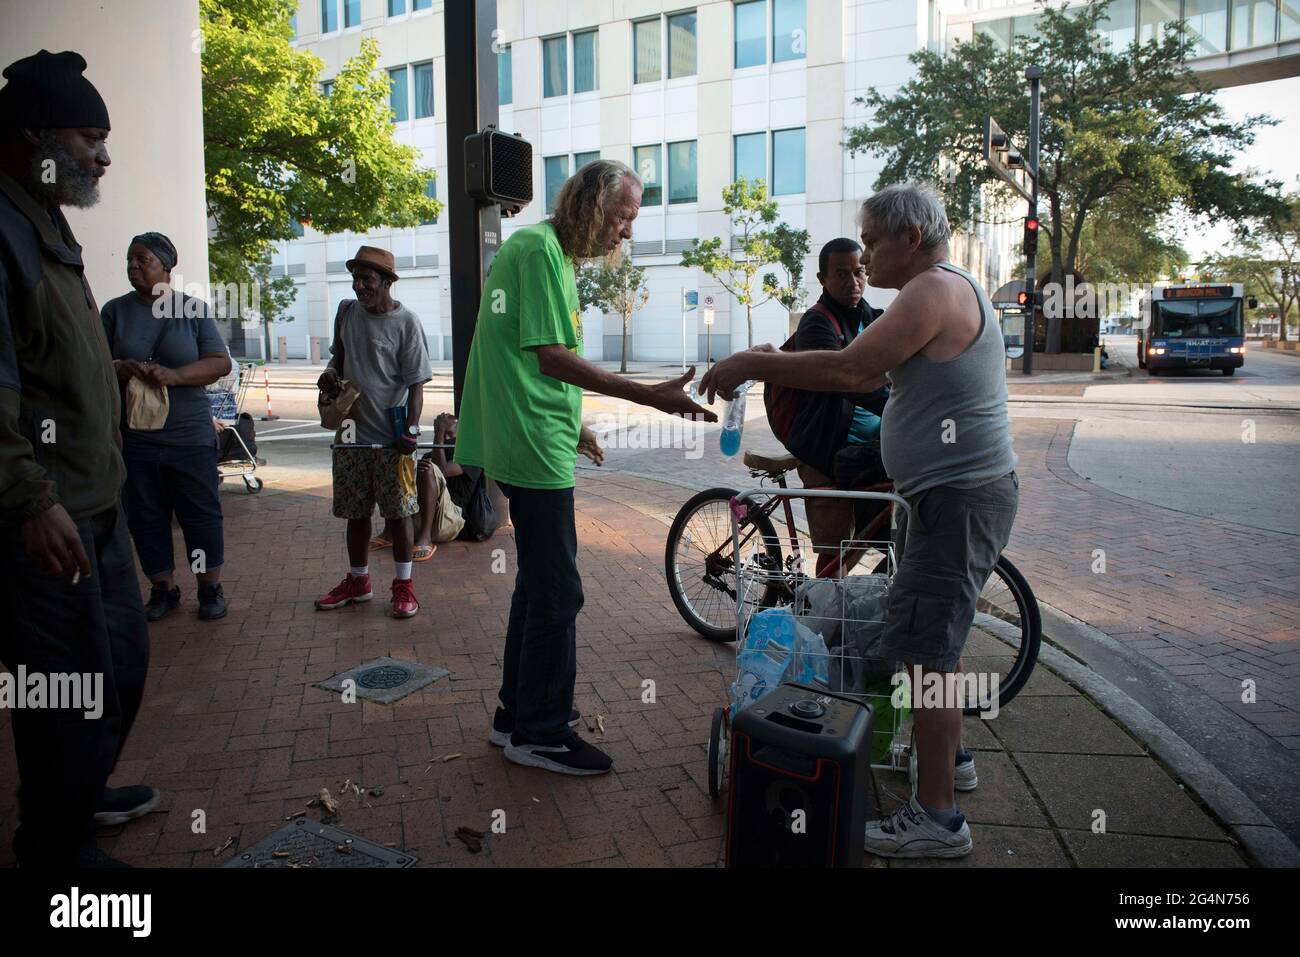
1138, 283, 1251, 377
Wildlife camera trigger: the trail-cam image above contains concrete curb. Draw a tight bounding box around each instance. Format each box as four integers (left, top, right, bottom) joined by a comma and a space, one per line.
1033, 601, 1300, 867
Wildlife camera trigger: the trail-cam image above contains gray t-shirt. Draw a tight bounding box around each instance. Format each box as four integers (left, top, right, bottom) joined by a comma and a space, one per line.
330, 300, 431, 445
101, 291, 228, 448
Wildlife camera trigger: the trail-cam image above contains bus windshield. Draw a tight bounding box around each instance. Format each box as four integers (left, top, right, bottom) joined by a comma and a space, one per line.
1154, 299, 1242, 338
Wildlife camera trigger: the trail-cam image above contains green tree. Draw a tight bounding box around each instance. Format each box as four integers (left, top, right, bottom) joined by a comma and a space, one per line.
680, 178, 810, 347
200, 0, 440, 356
577, 245, 651, 373
1204, 191, 1300, 340
845, 1, 1280, 351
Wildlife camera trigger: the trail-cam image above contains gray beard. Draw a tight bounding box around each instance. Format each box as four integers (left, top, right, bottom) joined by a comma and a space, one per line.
28, 134, 100, 209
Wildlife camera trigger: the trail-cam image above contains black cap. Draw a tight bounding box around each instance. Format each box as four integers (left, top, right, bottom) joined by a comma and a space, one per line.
0, 50, 110, 131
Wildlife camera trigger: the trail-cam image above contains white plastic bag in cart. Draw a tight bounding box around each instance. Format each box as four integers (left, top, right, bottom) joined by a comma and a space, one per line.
794, 576, 892, 695
731, 607, 830, 709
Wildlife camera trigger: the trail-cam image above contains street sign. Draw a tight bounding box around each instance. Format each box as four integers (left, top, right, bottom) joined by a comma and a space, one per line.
1006, 346, 1025, 359
703, 295, 714, 307
702, 306, 715, 326
682, 289, 698, 311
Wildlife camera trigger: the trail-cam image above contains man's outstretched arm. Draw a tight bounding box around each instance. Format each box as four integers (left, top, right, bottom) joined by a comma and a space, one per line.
534, 345, 716, 420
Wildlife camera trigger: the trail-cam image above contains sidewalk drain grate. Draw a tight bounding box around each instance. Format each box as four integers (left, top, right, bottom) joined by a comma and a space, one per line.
315, 655, 449, 704
223, 817, 417, 868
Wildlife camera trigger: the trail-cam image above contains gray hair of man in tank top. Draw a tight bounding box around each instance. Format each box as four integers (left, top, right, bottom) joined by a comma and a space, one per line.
858, 183, 951, 251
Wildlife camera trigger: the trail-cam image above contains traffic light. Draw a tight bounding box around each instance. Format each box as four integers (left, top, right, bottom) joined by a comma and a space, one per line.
1016, 289, 1042, 308
1023, 216, 1039, 257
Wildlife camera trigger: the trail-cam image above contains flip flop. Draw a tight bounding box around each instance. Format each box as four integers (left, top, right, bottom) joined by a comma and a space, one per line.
368, 537, 391, 550
413, 544, 436, 562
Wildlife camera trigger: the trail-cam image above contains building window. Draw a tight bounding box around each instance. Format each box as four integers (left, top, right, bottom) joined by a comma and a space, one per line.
574, 150, 600, 171
421, 177, 438, 225
388, 0, 406, 15
544, 156, 570, 214
1283, 0, 1300, 41
344, 0, 361, 28
413, 61, 433, 118
574, 30, 599, 94
1233, 0, 1280, 47
634, 145, 663, 206
543, 36, 568, 97
498, 46, 512, 105
1185, 0, 1230, 54
321, 0, 338, 34
290, 218, 305, 238
634, 18, 662, 83
1098, 0, 1136, 49
668, 12, 698, 78
772, 128, 805, 195
1139, 0, 1179, 43
668, 140, 697, 204
413, 0, 431, 10
773, 0, 806, 62
734, 132, 765, 184
289, 11, 298, 38
735, 1, 767, 68
1013, 13, 1044, 40
388, 66, 408, 122
321, 79, 335, 97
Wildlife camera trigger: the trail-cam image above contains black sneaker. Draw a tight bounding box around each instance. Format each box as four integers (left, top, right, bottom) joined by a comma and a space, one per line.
504, 730, 612, 776
145, 583, 180, 622
197, 582, 228, 621
95, 785, 161, 826
488, 706, 581, 747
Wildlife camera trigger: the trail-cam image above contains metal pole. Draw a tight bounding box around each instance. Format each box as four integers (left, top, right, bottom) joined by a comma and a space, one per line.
681, 286, 687, 373
1023, 65, 1041, 376
446, 0, 501, 413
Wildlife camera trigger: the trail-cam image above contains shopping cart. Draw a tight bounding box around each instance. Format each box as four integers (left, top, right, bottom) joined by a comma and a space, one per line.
207, 361, 263, 493
706, 487, 915, 799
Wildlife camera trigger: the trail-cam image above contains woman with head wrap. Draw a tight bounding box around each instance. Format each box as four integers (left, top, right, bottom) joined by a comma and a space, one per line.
101, 232, 234, 622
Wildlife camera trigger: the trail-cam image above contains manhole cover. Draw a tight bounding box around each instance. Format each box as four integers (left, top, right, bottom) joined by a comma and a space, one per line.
223, 818, 417, 869
357, 665, 412, 689
315, 656, 450, 704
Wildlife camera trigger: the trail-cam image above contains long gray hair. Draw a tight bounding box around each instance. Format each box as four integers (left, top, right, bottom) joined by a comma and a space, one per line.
549, 159, 641, 262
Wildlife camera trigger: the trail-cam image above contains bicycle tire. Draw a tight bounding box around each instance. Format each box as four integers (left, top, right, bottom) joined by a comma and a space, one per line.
665, 487, 783, 643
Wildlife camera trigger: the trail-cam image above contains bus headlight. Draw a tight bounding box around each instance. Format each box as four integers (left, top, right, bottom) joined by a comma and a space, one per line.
1148, 347, 1167, 356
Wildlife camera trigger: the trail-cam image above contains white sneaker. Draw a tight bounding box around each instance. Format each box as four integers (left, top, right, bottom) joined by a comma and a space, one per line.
864, 796, 973, 859
909, 749, 979, 792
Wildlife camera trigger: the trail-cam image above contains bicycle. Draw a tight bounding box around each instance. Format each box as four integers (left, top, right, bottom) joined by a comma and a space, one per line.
664, 450, 1041, 717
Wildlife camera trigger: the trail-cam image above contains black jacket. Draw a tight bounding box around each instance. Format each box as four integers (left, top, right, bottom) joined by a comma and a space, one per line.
782, 291, 888, 477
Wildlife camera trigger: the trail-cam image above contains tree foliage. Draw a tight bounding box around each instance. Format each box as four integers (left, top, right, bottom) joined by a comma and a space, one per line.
845, 1, 1282, 348
1203, 190, 1300, 340
199, 0, 440, 337
680, 178, 811, 346
577, 245, 651, 372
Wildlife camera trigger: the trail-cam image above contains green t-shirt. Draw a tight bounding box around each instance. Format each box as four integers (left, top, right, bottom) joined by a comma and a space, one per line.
455, 221, 582, 489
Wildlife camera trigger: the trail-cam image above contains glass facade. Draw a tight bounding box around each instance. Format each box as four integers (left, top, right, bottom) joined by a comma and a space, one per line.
734, 132, 765, 184
1284, 0, 1300, 40
634, 19, 661, 83
321, 0, 337, 33
413, 0, 431, 10
388, 66, 408, 122
1100, 0, 1138, 48
771, 128, 805, 195
1234, 0, 1280, 46
1185, 0, 1230, 53
1139, 0, 1180, 42
735, 1, 767, 68
668, 141, 698, 204
543, 36, 568, 97
773, 0, 807, 62
498, 47, 512, 106
975, 18, 1013, 50
388, 0, 406, 15
574, 30, 598, 93
634, 145, 663, 206
545, 156, 570, 214
413, 62, 433, 118
668, 12, 698, 78
344, 0, 361, 28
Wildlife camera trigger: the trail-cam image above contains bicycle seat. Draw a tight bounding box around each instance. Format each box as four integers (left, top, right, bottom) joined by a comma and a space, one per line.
743, 450, 799, 475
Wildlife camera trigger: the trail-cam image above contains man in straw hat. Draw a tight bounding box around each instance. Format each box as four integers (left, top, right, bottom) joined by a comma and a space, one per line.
316, 245, 432, 620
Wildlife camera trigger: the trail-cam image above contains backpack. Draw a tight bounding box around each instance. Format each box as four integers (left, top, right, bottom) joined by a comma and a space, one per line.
764, 302, 846, 448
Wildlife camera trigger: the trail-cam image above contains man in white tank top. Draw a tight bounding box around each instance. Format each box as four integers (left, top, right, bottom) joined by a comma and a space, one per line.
702, 183, 1018, 859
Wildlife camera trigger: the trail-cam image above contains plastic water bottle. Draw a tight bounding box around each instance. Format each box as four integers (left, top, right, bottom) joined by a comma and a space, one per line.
719, 380, 755, 457
732, 608, 797, 707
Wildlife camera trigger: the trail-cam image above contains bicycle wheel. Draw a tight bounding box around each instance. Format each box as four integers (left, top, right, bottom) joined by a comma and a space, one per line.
965, 555, 1041, 714
665, 487, 783, 643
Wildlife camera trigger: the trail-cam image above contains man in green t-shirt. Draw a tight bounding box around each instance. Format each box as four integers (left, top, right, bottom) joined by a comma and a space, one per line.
457, 159, 714, 776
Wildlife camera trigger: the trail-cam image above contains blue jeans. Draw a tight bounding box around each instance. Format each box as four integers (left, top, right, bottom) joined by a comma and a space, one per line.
497, 483, 584, 742
121, 441, 225, 579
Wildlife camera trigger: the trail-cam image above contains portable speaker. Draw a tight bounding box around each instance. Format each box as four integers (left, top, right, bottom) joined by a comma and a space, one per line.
464, 125, 532, 213
725, 682, 875, 868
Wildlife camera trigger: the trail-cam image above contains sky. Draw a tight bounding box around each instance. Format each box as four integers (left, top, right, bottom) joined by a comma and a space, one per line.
1179, 76, 1300, 265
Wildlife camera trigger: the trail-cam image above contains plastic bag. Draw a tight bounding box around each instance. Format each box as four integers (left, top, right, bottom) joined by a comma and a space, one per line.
731, 607, 828, 710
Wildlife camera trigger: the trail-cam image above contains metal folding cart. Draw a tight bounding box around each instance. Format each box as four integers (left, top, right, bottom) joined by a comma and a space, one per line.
207, 362, 263, 493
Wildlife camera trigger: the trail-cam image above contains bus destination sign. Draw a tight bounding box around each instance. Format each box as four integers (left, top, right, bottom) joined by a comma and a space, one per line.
1162, 285, 1234, 299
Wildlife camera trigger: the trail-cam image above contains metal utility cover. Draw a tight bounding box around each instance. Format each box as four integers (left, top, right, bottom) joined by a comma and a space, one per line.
315, 655, 449, 704
224, 817, 417, 868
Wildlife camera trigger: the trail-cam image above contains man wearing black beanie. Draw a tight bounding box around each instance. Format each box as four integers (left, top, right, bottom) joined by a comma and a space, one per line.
0, 50, 155, 869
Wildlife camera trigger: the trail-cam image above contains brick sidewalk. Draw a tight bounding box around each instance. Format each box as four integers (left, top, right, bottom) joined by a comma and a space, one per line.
0, 466, 1250, 868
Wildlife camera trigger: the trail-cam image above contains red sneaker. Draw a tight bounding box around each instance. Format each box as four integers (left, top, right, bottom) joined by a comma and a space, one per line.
390, 578, 419, 619
315, 573, 373, 610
